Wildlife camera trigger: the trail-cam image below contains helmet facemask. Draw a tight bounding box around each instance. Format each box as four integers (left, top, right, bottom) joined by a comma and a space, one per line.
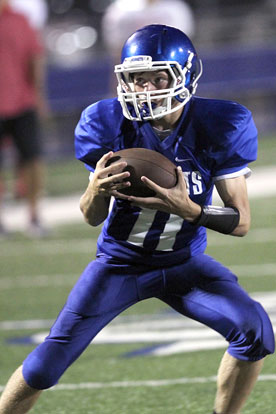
115, 53, 202, 121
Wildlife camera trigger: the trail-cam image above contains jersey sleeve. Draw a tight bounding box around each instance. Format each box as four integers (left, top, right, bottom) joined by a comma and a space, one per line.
75, 99, 123, 171
211, 104, 258, 180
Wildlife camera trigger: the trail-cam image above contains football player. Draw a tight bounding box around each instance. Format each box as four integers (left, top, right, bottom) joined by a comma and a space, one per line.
0, 24, 274, 414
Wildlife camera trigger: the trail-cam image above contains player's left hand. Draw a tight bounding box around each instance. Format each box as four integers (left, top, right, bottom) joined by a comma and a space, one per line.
125, 166, 201, 222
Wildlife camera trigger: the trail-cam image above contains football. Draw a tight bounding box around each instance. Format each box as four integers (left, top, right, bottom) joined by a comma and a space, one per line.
106, 148, 177, 197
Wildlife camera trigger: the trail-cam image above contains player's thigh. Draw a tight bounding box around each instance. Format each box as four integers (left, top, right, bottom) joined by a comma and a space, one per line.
161, 255, 274, 359
48, 259, 141, 342
162, 254, 265, 338
66, 259, 141, 315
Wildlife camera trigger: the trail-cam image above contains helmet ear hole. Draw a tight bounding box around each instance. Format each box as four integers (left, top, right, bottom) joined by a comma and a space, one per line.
179, 90, 189, 100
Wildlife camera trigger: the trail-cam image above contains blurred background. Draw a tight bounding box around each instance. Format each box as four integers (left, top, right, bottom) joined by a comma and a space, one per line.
1, 0, 276, 232
5, 0, 276, 165
0, 4, 276, 411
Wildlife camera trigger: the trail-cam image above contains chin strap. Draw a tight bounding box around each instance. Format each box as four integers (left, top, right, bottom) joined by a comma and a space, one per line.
192, 205, 240, 234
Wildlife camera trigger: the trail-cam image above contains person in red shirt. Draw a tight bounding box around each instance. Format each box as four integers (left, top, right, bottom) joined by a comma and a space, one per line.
0, 0, 47, 237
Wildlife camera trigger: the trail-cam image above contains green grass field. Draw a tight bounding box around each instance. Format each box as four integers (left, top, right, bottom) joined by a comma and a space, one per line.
0, 137, 276, 413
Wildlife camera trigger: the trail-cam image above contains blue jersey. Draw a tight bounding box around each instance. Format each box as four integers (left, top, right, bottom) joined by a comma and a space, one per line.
75, 96, 257, 267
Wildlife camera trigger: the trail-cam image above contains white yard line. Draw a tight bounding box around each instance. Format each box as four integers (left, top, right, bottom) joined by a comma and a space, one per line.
50, 374, 276, 391
1, 374, 276, 393
1, 292, 275, 357
1, 291, 275, 331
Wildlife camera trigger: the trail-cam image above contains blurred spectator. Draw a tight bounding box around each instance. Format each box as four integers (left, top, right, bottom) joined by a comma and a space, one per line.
0, 0, 48, 237
9, 0, 48, 202
102, 0, 195, 93
10, 0, 48, 30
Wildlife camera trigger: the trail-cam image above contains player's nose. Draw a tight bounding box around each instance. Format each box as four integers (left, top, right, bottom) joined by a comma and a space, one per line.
143, 81, 156, 91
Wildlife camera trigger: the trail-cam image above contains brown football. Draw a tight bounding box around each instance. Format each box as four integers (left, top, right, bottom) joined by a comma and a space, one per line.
106, 148, 177, 197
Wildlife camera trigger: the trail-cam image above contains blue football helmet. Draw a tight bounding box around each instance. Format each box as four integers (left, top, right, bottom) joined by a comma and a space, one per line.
115, 24, 202, 121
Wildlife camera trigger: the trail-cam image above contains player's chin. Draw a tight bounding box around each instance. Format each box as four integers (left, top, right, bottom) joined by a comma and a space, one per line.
152, 98, 163, 106
140, 98, 163, 106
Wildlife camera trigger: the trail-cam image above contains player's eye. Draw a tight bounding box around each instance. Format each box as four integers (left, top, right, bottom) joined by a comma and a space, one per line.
154, 77, 164, 85
153, 75, 169, 87
134, 77, 146, 86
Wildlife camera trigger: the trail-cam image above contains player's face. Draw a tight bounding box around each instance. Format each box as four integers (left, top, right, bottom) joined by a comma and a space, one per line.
132, 70, 171, 106
133, 71, 170, 91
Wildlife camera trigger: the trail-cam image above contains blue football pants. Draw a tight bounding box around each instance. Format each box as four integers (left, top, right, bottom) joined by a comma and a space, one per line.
23, 253, 275, 389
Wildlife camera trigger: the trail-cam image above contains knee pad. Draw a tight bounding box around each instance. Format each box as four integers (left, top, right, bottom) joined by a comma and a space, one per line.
22, 342, 69, 389
228, 301, 275, 361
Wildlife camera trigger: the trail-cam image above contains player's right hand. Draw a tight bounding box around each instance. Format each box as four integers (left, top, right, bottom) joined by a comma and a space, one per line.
91, 152, 131, 197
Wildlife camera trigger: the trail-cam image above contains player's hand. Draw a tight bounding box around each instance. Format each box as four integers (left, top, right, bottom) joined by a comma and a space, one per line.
126, 166, 201, 222
90, 152, 131, 197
